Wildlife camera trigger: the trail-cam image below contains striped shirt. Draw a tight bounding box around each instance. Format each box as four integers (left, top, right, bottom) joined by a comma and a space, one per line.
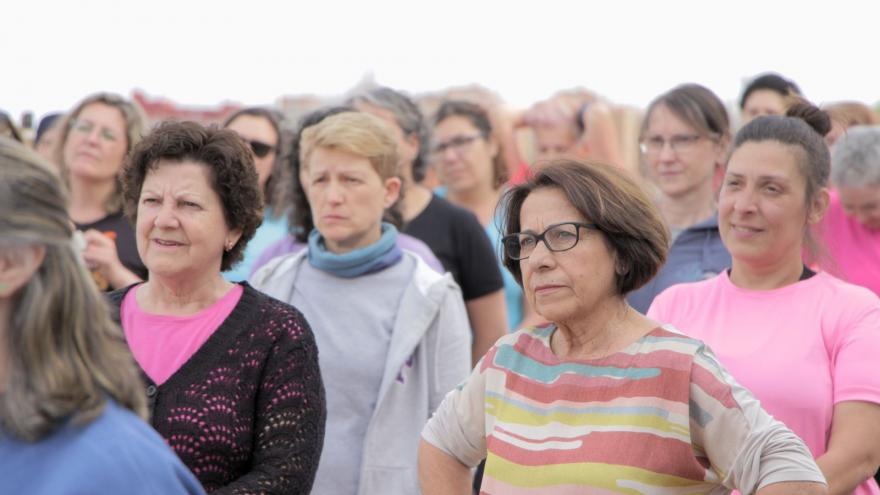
422, 325, 824, 494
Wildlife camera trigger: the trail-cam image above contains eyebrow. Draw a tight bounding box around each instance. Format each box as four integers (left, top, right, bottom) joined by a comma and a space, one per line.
726, 172, 791, 183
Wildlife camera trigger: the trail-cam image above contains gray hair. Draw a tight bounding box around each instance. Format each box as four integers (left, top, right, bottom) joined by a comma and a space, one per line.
349, 87, 429, 182
831, 125, 880, 187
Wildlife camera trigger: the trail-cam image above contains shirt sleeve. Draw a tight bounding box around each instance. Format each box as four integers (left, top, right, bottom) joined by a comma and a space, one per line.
421, 354, 490, 468
456, 212, 504, 301
429, 278, 474, 413
830, 300, 880, 405
689, 345, 826, 492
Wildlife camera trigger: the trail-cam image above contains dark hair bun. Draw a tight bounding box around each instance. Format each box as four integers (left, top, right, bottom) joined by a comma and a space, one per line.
786, 98, 832, 137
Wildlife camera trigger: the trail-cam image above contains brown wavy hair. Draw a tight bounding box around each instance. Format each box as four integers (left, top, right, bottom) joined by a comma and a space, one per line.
0, 137, 147, 442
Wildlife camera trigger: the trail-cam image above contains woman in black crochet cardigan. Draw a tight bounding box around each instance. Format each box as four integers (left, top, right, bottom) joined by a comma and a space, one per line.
108, 121, 326, 494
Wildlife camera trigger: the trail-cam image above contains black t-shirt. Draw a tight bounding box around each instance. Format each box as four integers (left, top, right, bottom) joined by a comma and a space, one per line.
76, 211, 148, 289
404, 195, 504, 301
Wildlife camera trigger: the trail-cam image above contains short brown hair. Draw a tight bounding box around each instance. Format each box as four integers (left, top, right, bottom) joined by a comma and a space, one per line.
122, 121, 263, 272
299, 112, 399, 180
500, 160, 669, 295
432, 100, 509, 189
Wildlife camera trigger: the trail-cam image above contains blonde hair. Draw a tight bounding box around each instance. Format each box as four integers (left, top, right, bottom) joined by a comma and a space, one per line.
57, 93, 149, 214
0, 137, 147, 442
299, 112, 399, 180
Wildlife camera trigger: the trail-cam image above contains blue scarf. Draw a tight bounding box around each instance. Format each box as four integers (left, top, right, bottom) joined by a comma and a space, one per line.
307, 223, 402, 278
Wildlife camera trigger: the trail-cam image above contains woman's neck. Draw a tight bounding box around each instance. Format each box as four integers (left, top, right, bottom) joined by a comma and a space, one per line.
448, 185, 501, 226
69, 176, 116, 224
658, 185, 716, 231
400, 183, 434, 223
551, 297, 652, 360
729, 252, 806, 291
139, 271, 233, 316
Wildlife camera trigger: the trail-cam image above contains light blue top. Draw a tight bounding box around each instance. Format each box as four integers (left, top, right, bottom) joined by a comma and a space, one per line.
224, 209, 289, 282
436, 186, 523, 329
0, 399, 205, 495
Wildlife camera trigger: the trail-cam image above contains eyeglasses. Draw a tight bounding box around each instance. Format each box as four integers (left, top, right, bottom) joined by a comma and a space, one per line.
502, 222, 599, 260
70, 118, 120, 143
429, 134, 482, 159
639, 133, 716, 155
248, 139, 277, 158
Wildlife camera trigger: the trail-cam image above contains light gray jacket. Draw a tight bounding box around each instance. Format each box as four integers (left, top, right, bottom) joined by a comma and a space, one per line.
251, 250, 472, 495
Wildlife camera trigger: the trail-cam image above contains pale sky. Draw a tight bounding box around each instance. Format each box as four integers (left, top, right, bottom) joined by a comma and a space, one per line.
4, 0, 878, 122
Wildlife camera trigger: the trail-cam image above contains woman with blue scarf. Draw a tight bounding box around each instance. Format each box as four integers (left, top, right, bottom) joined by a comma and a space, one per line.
251, 112, 471, 495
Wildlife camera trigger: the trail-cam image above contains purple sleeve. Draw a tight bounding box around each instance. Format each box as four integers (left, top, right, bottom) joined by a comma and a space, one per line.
250, 236, 305, 277
398, 233, 443, 273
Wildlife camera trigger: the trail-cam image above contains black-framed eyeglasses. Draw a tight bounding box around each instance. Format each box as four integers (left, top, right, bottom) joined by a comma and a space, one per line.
638, 133, 718, 155
248, 139, 277, 158
428, 134, 482, 158
502, 222, 599, 260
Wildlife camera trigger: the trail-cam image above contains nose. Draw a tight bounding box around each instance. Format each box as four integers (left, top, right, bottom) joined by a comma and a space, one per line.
732, 187, 758, 214
154, 202, 179, 229
325, 181, 345, 204
656, 140, 677, 161
524, 238, 556, 270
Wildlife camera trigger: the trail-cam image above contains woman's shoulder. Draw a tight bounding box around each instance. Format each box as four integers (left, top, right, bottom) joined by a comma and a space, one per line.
239, 282, 312, 336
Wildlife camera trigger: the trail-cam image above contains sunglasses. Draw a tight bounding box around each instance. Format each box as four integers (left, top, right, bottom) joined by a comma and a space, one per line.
248, 139, 276, 158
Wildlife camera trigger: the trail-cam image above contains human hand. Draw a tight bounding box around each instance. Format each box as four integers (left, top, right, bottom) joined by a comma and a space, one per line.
81, 229, 138, 289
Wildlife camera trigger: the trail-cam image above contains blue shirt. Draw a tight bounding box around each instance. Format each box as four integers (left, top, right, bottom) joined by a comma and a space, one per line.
224, 210, 289, 282
0, 399, 205, 495
627, 214, 731, 314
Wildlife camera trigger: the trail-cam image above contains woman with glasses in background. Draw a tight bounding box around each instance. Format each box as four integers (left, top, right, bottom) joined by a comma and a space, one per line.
626, 84, 732, 313
420, 161, 827, 494
222, 107, 290, 281
431, 100, 542, 331
57, 93, 149, 291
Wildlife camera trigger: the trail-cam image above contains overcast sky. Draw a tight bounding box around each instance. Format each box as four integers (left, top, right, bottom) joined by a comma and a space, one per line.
5, 0, 878, 122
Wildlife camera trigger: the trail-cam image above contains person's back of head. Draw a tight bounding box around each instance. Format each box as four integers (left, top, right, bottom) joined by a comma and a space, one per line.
0, 137, 146, 442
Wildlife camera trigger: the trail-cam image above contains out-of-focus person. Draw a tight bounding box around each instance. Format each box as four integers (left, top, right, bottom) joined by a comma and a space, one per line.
739, 73, 802, 124
627, 84, 732, 313
109, 121, 326, 493
33, 112, 63, 165
650, 103, 880, 495
58, 93, 148, 290
0, 111, 23, 143
0, 137, 204, 495
252, 111, 470, 494
351, 87, 507, 364
420, 161, 827, 495
431, 100, 542, 330
817, 125, 880, 295
222, 107, 290, 281
823, 101, 879, 148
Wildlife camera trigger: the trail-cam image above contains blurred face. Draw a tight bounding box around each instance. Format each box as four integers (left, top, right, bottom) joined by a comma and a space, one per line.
35, 125, 61, 166
353, 102, 419, 176
643, 104, 724, 200
226, 114, 278, 190
431, 115, 498, 193
839, 184, 880, 230
742, 89, 788, 123
136, 160, 240, 279
303, 147, 401, 254
719, 141, 826, 267
62, 103, 128, 182
518, 187, 618, 325
533, 123, 580, 166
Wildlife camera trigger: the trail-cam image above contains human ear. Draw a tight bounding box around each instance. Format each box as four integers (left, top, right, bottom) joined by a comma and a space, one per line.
807, 187, 830, 225
383, 177, 402, 208
0, 245, 46, 298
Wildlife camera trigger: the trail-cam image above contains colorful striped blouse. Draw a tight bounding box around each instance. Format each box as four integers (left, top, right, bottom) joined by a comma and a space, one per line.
422, 325, 824, 494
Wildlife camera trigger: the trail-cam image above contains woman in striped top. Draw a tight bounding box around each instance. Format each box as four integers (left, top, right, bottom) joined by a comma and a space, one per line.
419, 161, 826, 494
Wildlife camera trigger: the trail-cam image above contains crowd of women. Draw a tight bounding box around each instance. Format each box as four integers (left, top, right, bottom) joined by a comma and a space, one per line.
1, 72, 878, 494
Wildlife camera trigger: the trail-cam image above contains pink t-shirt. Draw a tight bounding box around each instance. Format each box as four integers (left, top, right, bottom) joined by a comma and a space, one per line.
817, 189, 880, 296
122, 284, 244, 385
648, 271, 880, 495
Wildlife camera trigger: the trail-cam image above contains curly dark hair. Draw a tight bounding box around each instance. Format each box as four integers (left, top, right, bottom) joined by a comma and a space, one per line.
121, 121, 263, 271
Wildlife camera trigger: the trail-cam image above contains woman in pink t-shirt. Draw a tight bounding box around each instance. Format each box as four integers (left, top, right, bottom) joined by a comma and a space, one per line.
649, 102, 880, 495
817, 126, 880, 296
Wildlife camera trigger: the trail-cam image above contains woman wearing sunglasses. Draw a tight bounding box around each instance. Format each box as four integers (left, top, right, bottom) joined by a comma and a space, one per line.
626, 84, 732, 313
222, 107, 290, 281
58, 93, 149, 291
420, 160, 826, 494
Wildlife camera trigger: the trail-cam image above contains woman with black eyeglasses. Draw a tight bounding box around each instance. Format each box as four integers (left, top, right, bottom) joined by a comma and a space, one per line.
419, 161, 827, 495
58, 93, 149, 291
626, 84, 732, 313
222, 107, 290, 281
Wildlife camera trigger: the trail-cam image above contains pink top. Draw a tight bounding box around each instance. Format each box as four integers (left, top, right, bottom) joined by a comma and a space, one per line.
817, 189, 880, 296
122, 284, 244, 385
648, 271, 880, 495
